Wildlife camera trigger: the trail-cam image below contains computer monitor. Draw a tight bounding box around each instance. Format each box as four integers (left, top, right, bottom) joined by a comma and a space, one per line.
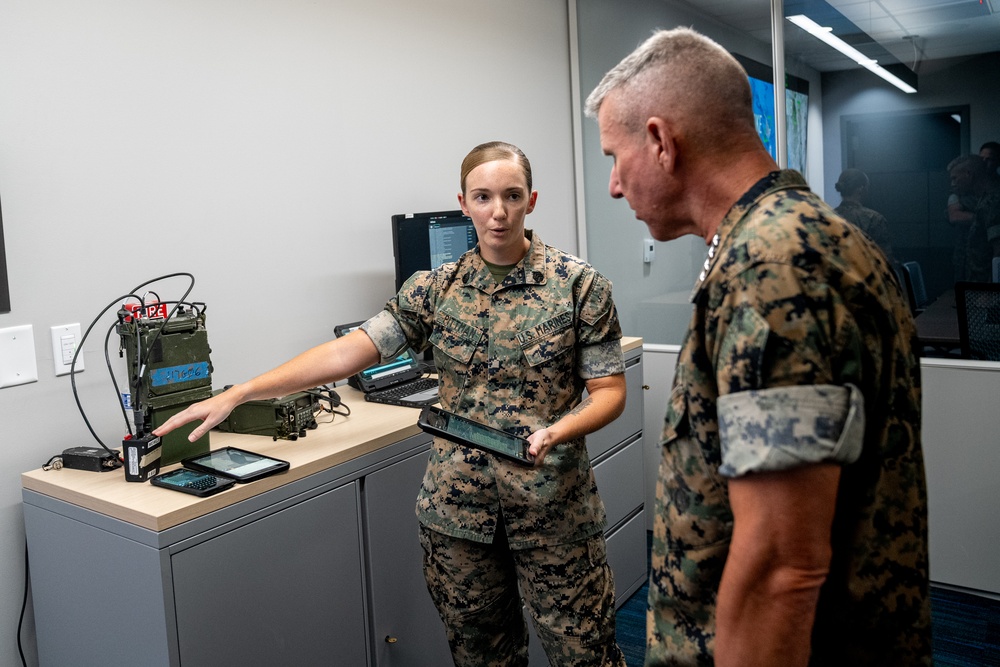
391, 210, 478, 291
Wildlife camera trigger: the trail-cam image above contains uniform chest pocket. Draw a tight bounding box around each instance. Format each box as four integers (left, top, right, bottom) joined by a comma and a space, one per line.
659, 383, 732, 549
518, 312, 576, 367
429, 311, 483, 367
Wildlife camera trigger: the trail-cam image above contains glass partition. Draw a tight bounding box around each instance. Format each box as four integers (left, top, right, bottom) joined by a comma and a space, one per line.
577, 0, 999, 355
576, 0, 775, 347
784, 0, 999, 359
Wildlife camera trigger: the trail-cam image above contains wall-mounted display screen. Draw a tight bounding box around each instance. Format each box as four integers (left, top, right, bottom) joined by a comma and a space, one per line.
735, 53, 810, 177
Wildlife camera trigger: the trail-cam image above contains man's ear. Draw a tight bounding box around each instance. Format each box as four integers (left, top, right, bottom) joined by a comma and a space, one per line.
646, 116, 676, 173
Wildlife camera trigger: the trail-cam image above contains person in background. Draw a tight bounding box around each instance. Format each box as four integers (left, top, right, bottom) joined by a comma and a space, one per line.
980, 140, 1000, 183
585, 27, 931, 666
156, 141, 629, 667
833, 168, 895, 265
950, 143, 1000, 281
949, 153, 1000, 282
946, 185, 979, 283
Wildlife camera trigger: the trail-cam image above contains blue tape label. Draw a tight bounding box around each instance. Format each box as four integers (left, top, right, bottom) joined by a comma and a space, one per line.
150, 362, 210, 387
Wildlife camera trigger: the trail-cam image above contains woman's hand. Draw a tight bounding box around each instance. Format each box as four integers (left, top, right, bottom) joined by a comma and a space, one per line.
154, 387, 244, 442
526, 427, 556, 465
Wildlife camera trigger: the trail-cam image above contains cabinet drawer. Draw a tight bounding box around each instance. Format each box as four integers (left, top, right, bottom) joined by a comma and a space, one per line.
606, 510, 647, 608
594, 436, 643, 530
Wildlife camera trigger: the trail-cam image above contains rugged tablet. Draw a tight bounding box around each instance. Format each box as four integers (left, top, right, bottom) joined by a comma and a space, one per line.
182, 446, 290, 483
418, 406, 535, 466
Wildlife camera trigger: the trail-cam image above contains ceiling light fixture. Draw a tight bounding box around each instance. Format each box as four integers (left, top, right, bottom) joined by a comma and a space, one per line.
786, 14, 917, 94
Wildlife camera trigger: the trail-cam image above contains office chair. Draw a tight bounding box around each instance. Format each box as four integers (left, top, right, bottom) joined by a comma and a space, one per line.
901, 261, 928, 315
955, 281, 1000, 361
898, 266, 916, 314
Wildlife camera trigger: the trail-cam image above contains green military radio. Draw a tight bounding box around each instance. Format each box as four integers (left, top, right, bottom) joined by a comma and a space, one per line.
215, 389, 320, 441
117, 301, 213, 466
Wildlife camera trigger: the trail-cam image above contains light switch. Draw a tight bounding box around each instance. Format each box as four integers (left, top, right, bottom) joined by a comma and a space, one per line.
51, 323, 84, 376
0, 324, 39, 388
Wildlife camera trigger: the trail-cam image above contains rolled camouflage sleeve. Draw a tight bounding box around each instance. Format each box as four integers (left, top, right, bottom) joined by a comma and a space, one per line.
576, 271, 625, 379
579, 340, 625, 379
360, 310, 409, 363
716, 383, 865, 477
361, 270, 436, 362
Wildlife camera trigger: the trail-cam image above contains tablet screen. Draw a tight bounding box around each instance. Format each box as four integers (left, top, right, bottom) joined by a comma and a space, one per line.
183, 447, 289, 482
418, 406, 534, 465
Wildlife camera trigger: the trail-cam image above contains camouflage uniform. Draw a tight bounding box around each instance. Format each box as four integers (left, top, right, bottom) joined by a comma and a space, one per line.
948, 193, 978, 282
833, 199, 894, 265
363, 230, 627, 667
647, 171, 931, 666
965, 188, 1000, 282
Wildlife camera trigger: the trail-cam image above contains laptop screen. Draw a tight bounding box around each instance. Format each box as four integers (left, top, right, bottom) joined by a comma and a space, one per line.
356, 350, 421, 389
333, 321, 423, 391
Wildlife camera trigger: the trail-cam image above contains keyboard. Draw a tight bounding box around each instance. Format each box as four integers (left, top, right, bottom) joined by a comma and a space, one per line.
365, 377, 439, 407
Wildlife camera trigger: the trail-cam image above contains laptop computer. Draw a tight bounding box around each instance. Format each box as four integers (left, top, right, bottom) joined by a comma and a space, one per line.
333, 321, 439, 408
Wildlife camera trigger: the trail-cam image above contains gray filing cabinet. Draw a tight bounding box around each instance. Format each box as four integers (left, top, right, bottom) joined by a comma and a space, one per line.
588, 347, 646, 606
23, 435, 427, 667
23, 346, 644, 667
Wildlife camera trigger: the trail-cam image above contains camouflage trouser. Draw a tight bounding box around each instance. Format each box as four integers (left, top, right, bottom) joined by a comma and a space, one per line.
419, 524, 626, 667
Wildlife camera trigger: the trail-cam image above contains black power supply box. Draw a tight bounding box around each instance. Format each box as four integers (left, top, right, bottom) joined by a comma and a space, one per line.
61, 447, 122, 472
122, 434, 162, 482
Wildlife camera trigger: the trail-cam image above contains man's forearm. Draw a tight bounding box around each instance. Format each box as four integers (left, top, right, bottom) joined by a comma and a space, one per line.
715, 556, 827, 666
714, 464, 840, 666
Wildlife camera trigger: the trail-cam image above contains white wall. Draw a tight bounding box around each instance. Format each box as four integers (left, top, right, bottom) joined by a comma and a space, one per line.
0, 1, 577, 663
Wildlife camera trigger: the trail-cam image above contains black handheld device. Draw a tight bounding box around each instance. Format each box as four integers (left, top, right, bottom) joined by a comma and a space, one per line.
418, 406, 535, 466
181, 446, 290, 483
150, 468, 236, 497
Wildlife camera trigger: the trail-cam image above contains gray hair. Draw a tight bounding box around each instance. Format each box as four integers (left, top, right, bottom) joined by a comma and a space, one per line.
584, 27, 754, 144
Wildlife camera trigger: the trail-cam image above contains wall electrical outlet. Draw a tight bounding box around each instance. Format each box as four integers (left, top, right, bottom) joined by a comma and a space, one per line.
0, 324, 39, 388
51, 323, 84, 376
